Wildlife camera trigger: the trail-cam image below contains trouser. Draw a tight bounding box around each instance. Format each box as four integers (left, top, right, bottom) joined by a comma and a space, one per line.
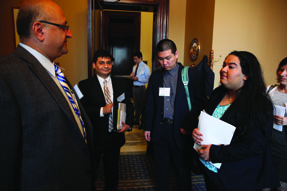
133, 85, 145, 123
95, 145, 121, 191
153, 122, 192, 191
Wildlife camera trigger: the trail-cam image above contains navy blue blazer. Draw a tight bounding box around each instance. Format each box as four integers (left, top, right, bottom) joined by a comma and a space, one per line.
144, 63, 207, 150
203, 86, 280, 190
78, 76, 134, 151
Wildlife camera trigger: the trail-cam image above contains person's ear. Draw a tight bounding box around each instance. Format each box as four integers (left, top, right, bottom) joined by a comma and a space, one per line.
243, 75, 248, 81
32, 22, 45, 42
92, 62, 96, 69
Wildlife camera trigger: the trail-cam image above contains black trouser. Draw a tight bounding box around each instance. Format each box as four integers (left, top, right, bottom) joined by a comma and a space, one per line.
133, 86, 146, 123
153, 122, 192, 191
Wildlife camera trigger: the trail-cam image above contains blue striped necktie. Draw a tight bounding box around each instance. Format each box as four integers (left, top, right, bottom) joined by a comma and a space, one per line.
54, 64, 87, 142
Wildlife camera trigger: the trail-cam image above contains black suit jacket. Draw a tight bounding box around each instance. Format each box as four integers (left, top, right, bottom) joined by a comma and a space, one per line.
78, 76, 134, 151
144, 63, 207, 150
0, 46, 95, 191
203, 86, 280, 190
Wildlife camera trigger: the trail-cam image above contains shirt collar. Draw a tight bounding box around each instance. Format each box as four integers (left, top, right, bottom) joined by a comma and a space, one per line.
166, 63, 179, 76
19, 43, 56, 77
97, 75, 111, 84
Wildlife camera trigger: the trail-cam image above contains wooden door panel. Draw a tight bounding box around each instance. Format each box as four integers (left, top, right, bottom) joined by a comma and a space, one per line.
102, 11, 140, 76
110, 37, 134, 75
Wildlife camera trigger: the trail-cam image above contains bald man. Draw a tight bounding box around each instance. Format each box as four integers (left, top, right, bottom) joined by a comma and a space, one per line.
0, 0, 95, 190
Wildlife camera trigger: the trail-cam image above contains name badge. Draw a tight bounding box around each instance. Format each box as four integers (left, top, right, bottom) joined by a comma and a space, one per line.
159, 87, 170, 96
117, 93, 125, 102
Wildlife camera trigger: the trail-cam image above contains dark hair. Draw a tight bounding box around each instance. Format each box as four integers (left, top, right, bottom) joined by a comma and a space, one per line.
133, 51, 142, 59
276, 57, 287, 76
156, 39, 177, 54
16, 2, 42, 38
92, 50, 114, 63
224, 51, 272, 136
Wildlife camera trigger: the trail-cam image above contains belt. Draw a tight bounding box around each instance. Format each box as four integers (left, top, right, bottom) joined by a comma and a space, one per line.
163, 118, 173, 124
133, 85, 145, 87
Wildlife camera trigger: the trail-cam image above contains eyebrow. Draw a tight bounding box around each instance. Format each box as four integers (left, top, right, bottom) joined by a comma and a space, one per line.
158, 55, 171, 59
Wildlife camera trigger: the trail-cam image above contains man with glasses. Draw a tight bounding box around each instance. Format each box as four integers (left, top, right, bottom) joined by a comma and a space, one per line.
144, 39, 207, 191
0, 0, 95, 191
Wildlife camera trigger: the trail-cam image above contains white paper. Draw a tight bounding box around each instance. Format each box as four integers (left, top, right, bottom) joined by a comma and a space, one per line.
73, 84, 83, 99
273, 105, 285, 131
117, 103, 126, 130
194, 111, 236, 169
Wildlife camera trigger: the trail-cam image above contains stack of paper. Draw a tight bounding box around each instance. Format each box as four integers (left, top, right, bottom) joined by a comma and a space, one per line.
194, 111, 236, 169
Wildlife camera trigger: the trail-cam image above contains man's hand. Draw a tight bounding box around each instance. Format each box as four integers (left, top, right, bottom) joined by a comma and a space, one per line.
130, 73, 138, 81
117, 121, 131, 133
144, 131, 151, 142
103, 103, 113, 114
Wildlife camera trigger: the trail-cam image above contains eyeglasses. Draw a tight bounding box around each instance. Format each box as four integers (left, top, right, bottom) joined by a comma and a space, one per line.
38, 20, 69, 31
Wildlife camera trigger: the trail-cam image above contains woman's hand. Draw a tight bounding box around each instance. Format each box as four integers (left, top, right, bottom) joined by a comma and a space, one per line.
192, 128, 203, 145
198, 144, 211, 161
274, 115, 287, 125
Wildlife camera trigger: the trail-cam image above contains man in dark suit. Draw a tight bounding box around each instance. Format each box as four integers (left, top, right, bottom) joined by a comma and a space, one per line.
144, 39, 208, 191
78, 50, 134, 191
0, 0, 95, 190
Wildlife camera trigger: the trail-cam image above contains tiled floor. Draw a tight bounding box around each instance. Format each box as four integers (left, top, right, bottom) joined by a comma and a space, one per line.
120, 125, 147, 155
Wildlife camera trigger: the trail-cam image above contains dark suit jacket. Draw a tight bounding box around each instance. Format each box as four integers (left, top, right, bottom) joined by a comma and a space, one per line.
144, 63, 207, 150
78, 76, 134, 151
0, 46, 95, 191
203, 86, 280, 190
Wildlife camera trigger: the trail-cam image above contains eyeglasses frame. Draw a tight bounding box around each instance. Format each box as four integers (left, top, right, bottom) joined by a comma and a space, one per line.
38, 20, 69, 32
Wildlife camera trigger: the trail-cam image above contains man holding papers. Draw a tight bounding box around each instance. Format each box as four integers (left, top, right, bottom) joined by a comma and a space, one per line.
192, 51, 279, 191
78, 50, 134, 191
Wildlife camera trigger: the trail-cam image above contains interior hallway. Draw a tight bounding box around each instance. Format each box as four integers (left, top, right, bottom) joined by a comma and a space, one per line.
120, 125, 147, 155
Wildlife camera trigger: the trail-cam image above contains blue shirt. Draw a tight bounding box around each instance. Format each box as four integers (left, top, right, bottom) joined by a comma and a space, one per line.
132, 61, 150, 86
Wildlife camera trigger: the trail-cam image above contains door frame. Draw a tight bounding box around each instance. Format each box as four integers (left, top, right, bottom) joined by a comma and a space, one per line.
87, 0, 169, 77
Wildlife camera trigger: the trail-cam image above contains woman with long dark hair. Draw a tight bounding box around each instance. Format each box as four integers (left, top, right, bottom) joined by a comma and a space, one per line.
192, 51, 279, 191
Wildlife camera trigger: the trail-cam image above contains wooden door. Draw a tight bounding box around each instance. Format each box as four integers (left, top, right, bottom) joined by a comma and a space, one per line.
102, 11, 140, 76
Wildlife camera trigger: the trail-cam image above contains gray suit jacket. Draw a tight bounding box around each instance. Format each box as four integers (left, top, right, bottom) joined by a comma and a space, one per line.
0, 46, 95, 191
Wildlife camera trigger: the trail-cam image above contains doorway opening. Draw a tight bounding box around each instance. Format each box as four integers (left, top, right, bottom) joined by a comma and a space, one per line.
87, 0, 169, 77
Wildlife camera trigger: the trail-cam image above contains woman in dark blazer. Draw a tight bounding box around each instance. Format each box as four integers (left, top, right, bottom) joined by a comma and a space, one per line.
192, 51, 280, 191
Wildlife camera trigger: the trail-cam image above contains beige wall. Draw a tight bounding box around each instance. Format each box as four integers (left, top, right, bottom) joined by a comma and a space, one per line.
169, 0, 187, 64
140, 12, 153, 72
212, 0, 287, 88
184, 0, 215, 67
54, 0, 88, 85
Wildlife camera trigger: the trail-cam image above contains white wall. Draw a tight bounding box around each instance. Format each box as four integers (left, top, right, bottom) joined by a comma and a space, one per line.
212, 0, 287, 87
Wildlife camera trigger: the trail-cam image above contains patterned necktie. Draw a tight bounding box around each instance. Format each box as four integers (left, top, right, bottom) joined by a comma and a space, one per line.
103, 80, 114, 132
54, 64, 87, 142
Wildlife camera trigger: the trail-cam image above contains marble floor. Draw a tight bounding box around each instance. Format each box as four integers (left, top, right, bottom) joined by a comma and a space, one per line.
120, 125, 147, 155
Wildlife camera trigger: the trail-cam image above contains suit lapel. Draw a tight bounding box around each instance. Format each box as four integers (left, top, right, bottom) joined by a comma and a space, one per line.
15, 46, 78, 127
93, 76, 107, 105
